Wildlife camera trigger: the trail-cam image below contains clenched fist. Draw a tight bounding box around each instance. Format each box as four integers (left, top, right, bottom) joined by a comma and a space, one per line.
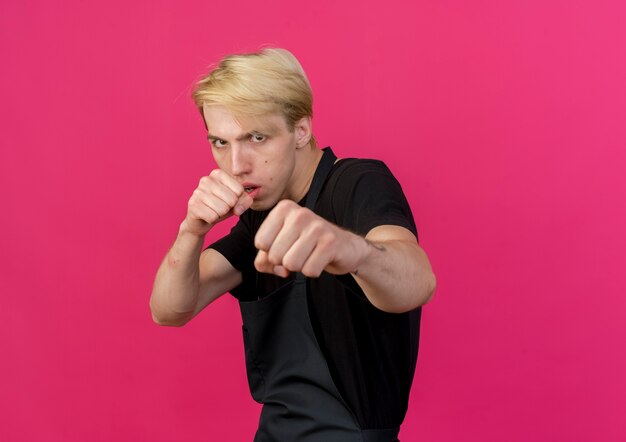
182, 169, 254, 237
253, 200, 369, 278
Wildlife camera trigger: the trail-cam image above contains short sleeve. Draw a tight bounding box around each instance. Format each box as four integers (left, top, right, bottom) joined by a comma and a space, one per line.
206, 216, 254, 270
328, 159, 418, 242
205, 215, 257, 298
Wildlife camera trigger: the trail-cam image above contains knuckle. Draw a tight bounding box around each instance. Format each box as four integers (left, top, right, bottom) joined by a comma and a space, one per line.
292, 208, 309, 224
302, 265, 322, 278
253, 260, 263, 272
253, 252, 264, 266
276, 199, 295, 212
309, 220, 326, 236
213, 205, 226, 217
254, 253, 270, 272
254, 235, 267, 251
267, 250, 282, 265
224, 193, 237, 206
282, 256, 298, 272
320, 231, 336, 245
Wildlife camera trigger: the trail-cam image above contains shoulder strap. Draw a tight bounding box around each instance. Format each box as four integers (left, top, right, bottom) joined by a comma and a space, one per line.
296, 147, 337, 283
304, 147, 337, 211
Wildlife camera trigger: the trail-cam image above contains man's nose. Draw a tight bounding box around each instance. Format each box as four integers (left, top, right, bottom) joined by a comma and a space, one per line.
230, 144, 251, 177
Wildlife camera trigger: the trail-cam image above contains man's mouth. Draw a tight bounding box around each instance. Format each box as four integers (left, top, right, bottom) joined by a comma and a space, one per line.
242, 185, 261, 199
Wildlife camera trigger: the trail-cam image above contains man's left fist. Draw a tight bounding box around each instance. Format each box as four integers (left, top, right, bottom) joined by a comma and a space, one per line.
254, 200, 366, 278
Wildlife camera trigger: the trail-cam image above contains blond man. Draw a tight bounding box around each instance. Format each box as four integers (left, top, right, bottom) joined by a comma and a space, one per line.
150, 48, 436, 441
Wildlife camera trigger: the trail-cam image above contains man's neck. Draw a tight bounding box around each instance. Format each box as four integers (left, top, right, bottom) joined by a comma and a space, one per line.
289, 147, 324, 203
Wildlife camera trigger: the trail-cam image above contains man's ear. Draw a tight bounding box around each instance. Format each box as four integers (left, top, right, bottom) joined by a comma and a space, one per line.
294, 116, 312, 149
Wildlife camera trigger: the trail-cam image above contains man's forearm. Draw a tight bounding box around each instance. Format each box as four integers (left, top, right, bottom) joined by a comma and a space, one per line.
150, 222, 205, 326
351, 229, 436, 313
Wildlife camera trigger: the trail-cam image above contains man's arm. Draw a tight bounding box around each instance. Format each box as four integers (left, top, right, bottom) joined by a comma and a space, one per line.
352, 224, 436, 313
149, 223, 242, 327
150, 169, 252, 327
253, 200, 436, 313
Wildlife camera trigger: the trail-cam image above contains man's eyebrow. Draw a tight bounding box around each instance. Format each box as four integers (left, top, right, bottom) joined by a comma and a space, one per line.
207, 129, 275, 142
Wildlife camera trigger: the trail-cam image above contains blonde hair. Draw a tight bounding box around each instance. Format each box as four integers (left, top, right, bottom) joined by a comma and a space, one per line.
192, 48, 314, 140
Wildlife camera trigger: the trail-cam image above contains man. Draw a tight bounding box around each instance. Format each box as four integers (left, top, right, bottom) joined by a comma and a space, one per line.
150, 48, 436, 441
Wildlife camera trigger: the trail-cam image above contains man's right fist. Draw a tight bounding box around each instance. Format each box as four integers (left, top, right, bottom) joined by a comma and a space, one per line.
181, 169, 253, 237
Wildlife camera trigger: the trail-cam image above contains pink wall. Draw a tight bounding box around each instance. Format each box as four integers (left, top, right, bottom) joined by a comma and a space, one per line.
2, 1, 625, 440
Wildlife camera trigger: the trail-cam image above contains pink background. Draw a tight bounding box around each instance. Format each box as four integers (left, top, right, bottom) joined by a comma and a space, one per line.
2, 1, 625, 441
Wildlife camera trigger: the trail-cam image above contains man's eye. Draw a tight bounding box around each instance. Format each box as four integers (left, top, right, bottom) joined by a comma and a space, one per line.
212, 139, 227, 148
251, 134, 266, 143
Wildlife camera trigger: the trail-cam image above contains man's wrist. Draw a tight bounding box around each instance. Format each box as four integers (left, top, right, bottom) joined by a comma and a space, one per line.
178, 219, 209, 241
349, 234, 373, 276
351, 235, 389, 276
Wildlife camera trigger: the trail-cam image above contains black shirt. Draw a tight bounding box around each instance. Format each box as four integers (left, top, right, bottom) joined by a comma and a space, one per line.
208, 153, 422, 429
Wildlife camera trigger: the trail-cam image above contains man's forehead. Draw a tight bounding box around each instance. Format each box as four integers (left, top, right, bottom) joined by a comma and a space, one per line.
203, 104, 287, 137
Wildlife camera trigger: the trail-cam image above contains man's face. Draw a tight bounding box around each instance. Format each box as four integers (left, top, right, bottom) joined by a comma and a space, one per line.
202, 104, 305, 211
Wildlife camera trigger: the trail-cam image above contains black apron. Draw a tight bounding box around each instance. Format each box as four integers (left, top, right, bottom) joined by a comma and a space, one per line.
239, 147, 400, 441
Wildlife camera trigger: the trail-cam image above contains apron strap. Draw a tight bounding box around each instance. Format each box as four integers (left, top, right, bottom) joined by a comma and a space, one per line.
295, 147, 337, 283
304, 147, 337, 211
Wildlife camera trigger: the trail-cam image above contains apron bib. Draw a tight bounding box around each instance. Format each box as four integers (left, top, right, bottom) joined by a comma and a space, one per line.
239, 148, 400, 441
